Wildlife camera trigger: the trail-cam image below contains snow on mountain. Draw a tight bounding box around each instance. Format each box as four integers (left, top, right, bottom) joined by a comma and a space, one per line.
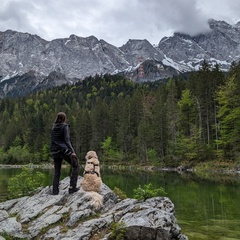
0, 19, 240, 98
158, 19, 240, 72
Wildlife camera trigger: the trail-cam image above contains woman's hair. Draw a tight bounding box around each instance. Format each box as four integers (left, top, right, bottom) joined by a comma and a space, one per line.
54, 112, 66, 124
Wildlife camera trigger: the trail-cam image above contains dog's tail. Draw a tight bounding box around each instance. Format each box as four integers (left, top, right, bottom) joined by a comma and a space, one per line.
85, 191, 103, 210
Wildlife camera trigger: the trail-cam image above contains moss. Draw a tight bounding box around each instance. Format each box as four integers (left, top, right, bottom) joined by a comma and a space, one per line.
0, 231, 27, 240
109, 221, 126, 240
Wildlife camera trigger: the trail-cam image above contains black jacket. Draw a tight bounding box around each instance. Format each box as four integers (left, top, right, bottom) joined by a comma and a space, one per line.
50, 123, 75, 154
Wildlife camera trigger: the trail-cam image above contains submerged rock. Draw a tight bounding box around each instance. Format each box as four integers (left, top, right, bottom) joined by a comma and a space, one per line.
0, 176, 188, 240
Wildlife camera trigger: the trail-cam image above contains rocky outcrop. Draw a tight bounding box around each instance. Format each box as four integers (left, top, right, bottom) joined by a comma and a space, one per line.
0, 177, 188, 240
159, 19, 240, 72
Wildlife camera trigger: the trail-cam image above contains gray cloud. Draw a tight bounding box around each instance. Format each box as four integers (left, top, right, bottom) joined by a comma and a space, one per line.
0, 0, 239, 46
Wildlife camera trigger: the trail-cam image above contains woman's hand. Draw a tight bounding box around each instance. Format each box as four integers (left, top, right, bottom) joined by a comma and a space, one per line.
71, 152, 77, 158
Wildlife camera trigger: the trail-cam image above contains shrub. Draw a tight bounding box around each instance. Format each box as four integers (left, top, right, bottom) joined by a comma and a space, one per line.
7, 165, 45, 199
133, 183, 167, 201
109, 221, 126, 240
113, 187, 128, 200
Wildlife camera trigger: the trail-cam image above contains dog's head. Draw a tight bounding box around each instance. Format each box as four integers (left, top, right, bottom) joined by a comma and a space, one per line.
86, 157, 99, 165
85, 150, 98, 160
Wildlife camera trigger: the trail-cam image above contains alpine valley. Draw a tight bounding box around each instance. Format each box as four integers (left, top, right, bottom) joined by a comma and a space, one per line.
0, 19, 240, 98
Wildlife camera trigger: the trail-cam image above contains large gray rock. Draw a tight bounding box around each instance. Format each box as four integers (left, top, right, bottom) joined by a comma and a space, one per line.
0, 176, 188, 240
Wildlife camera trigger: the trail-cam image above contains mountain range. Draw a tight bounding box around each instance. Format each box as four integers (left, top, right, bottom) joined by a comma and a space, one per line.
0, 19, 240, 98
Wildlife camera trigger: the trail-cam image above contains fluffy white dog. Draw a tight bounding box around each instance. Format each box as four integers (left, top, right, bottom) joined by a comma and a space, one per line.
80, 151, 103, 210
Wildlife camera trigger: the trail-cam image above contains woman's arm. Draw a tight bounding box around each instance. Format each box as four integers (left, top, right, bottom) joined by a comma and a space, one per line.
64, 125, 75, 155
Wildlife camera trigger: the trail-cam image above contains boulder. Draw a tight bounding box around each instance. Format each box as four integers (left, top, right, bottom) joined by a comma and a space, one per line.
0, 176, 188, 240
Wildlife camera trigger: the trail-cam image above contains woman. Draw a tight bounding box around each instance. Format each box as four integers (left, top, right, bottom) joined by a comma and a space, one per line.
50, 112, 79, 195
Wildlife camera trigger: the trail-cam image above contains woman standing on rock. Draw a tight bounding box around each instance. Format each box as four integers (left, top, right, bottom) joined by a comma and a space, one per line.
50, 112, 79, 195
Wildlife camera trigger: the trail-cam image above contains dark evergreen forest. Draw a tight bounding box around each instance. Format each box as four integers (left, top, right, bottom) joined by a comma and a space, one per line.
0, 61, 240, 167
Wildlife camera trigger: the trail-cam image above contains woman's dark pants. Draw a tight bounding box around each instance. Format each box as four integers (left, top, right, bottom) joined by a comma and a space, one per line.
52, 152, 79, 195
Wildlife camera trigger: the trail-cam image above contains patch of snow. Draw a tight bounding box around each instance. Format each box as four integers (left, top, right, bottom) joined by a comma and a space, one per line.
209, 58, 228, 65
1, 74, 11, 82
162, 56, 196, 72
162, 56, 181, 71
159, 37, 169, 44
112, 69, 121, 74
65, 40, 71, 45
1, 71, 18, 82
121, 66, 134, 73
92, 44, 100, 51
182, 39, 192, 44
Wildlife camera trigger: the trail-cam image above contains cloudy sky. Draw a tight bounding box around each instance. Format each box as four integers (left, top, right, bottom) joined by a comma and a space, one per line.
0, 0, 239, 47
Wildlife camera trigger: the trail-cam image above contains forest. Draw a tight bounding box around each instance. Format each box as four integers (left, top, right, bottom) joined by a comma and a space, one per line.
0, 60, 240, 167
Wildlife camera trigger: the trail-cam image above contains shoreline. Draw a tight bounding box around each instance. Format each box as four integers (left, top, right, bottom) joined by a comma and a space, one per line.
0, 163, 54, 169
1, 163, 240, 175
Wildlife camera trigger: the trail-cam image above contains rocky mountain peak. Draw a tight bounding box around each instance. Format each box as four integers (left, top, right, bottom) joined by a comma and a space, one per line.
208, 19, 230, 29
236, 21, 240, 28
121, 39, 152, 49
120, 39, 164, 66
68, 34, 100, 48
0, 18, 240, 98
158, 19, 240, 72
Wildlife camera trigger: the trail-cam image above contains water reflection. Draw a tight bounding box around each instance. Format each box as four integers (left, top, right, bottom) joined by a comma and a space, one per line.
0, 167, 240, 239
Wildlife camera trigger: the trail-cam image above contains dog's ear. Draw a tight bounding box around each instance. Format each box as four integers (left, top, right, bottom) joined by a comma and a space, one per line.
86, 151, 91, 159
